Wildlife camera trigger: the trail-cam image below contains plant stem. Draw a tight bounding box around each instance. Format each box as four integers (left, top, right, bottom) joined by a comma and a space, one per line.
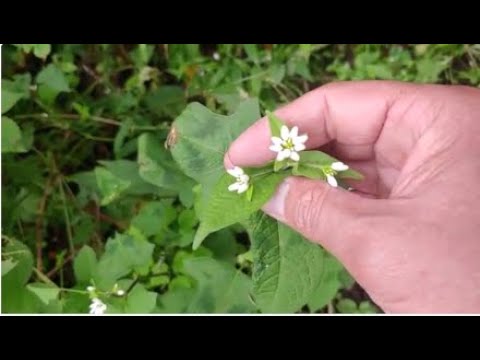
32, 267, 58, 287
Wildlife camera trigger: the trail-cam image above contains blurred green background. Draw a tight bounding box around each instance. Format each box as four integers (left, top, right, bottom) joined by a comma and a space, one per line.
2, 44, 479, 314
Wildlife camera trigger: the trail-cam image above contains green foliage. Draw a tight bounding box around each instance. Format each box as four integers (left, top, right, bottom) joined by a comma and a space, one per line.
3, 44, 477, 314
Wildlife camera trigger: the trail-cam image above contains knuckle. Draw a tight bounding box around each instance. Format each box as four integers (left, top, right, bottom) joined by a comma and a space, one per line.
291, 185, 329, 238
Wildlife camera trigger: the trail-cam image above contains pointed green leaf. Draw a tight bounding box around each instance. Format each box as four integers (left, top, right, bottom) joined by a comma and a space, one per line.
26, 283, 60, 305
266, 110, 284, 138
73, 245, 97, 284
246, 212, 326, 313
193, 169, 288, 250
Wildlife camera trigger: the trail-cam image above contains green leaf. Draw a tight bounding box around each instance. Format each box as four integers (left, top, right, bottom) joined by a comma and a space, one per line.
307, 254, 344, 312
36, 64, 70, 103
182, 257, 256, 313
99, 159, 174, 198
203, 229, 238, 264
293, 151, 364, 181
1, 238, 36, 313
26, 283, 60, 305
144, 85, 186, 118
170, 99, 260, 186
32, 44, 51, 60
148, 275, 169, 288
2, 73, 31, 114
157, 287, 196, 313
2, 117, 27, 153
193, 168, 288, 250
95, 233, 154, 287
137, 133, 195, 192
95, 167, 131, 206
246, 212, 326, 313
178, 209, 198, 230
125, 284, 157, 314
266, 110, 284, 138
2, 259, 18, 277
336, 298, 358, 313
73, 245, 97, 284
131, 200, 177, 237
2, 90, 24, 114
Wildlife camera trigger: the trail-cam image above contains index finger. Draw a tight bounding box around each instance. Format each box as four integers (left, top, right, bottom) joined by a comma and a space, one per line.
224, 80, 414, 168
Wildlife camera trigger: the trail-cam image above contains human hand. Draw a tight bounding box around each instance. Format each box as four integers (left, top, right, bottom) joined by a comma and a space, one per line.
224, 81, 480, 313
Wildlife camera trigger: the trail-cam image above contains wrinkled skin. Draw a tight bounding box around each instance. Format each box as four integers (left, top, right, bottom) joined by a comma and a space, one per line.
225, 81, 480, 313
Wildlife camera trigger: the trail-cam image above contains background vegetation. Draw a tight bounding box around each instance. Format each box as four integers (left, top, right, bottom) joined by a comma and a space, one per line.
2, 44, 479, 314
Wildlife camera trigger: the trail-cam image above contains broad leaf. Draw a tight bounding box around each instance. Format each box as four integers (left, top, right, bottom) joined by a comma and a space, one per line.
95, 167, 131, 206
36, 64, 70, 103
193, 168, 288, 249
26, 283, 60, 305
137, 133, 195, 192
182, 257, 255, 313
246, 212, 326, 313
144, 85, 186, 118
95, 233, 154, 287
73, 245, 97, 284
130, 200, 177, 237
1, 73, 31, 114
2, 259, 18, 277
125, 284, 157, 314
2, 117, 27, 153
170, 99, 260, 186
307, 253, 344, 312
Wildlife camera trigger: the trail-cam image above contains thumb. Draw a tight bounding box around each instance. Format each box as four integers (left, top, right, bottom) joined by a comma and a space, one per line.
263, 176, 380, 257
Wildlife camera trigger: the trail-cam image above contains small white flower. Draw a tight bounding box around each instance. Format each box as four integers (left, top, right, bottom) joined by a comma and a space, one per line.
116, 290, 125, 296
213, 52, 220, 61
269, 125, 308, 162
86, 286, 95, 292
89, 298, 107, 315
324, 161, 349, 188
331, 161, 349, 171
227, 166, 250, 194
326, 174, 338, 187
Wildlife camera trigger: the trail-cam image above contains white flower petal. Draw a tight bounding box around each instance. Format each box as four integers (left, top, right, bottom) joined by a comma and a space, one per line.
269, 144, 283, 152
331, 161, 349, 171
227, 166, 244, 177
326, 174, 338, 187
271, 137, 283, 145
116, 290, 125, 296
237, 183, 249, 194
293, 134, 308, 144
277, 149, 290, 161
87, 286, 95, 292
289, 151, 300, 161
281, 125, 290, 140
228, 182, 240, 192
239, 174, 250, 183
289, 126, 299, 138
294, 143, 306, 152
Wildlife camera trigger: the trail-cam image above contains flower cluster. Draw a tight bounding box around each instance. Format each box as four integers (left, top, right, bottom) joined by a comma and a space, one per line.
227, 123, 351, 194
86, 283, 125, 315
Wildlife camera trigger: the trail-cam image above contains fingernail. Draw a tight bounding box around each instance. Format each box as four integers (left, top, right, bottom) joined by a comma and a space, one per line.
263, 180, 290, 221
224, 151, 234, 169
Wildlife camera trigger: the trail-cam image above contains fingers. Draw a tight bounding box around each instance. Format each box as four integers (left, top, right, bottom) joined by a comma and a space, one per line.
225, 80, 416, 168
262, 176, 383, 260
